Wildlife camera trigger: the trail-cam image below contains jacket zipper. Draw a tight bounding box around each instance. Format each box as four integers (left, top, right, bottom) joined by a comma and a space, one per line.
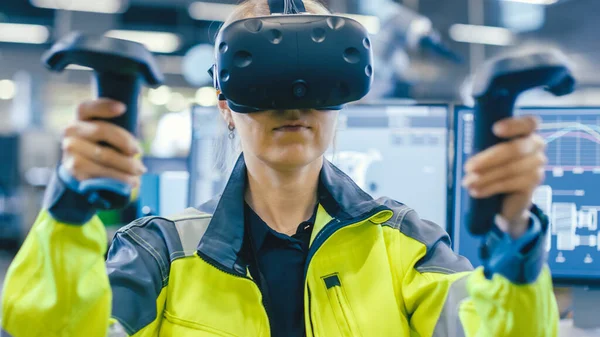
322, 274, 362, 337
303, 205, 392, 336
197, 251, 247, 279
307, 285, 315, 337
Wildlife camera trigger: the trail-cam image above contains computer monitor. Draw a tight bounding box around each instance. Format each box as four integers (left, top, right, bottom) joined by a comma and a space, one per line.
188, 103, 451, 229
452, 106, 600, 285
139, 156, 189, 217
332, 103, 450, 228
0, 134, 20, 195
188, 105, 228, 208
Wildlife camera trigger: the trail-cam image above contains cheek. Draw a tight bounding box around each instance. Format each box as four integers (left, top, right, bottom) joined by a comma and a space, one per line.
317, 112, 338, 144
234, 115, 271, 149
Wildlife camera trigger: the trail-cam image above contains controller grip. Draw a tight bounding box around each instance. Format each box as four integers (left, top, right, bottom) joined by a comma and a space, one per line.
71, 72, 142, 210
94, 71, 141, 134
466, 94, 516, 235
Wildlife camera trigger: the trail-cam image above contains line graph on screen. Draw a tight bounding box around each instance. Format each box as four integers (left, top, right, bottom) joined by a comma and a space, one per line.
534, 114, 600, 174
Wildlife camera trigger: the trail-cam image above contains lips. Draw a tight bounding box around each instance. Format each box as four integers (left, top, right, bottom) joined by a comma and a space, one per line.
274, 123, 310, 131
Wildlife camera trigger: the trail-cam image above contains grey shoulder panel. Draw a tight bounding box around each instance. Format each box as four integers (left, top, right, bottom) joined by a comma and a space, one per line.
166, 208, 212, 259
379, 198, 473, 274
432, 275, 469, 337
117, 208, 213, 262
1, 328, 14, 337
108, 209, 211, 336
112, 216, 180, 287
108, 320, 129, 337
197, 195, 221, 214
108, 216, 176, 335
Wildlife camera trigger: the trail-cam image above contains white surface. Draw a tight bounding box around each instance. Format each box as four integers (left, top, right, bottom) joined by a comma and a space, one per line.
159, 171, 189, 217
561, 319, 600, 337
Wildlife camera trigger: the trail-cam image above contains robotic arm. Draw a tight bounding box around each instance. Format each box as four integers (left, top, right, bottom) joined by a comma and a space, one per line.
377, 4, 461, 63
367, 1, 461, 99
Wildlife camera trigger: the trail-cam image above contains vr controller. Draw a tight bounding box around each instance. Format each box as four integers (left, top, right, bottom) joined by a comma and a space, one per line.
466, 50, 576, 235
43, 32, 164, 210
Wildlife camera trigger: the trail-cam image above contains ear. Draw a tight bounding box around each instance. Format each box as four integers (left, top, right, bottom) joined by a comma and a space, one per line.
218, 100, 234, 127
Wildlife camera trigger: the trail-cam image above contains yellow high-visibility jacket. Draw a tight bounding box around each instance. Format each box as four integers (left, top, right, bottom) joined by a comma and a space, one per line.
2, 155, 557, 337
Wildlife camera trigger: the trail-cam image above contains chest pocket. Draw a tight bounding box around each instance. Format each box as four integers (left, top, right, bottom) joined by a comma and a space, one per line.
306, 221, 408, 337
162, 256, 270, 337
322, 274, 363, 337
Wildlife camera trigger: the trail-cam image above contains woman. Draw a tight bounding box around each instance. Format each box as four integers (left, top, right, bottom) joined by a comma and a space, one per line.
2, 1, 556, 336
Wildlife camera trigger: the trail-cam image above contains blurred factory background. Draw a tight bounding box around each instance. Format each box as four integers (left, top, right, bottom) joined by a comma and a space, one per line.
1, 0, 600, 334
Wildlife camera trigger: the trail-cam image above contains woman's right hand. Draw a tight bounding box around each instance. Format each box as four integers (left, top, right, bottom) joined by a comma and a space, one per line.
61, 98, 147, 188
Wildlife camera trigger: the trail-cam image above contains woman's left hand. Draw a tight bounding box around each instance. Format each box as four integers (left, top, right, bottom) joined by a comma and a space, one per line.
462, 115, 547, 239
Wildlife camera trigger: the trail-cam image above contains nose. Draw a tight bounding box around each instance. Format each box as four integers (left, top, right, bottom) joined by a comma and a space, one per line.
275, 109, 304, 119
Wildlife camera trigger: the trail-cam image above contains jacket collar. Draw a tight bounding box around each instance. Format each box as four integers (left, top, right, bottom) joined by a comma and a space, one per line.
196, 153, 382, 274
245, 197, 319, 252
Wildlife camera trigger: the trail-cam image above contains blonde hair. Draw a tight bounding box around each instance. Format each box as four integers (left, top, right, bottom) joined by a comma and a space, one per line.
213, 0, 332, 175
223, 0, 330, 27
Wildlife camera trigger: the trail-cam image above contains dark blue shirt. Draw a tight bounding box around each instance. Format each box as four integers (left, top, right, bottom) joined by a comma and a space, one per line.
244, 202, 317, 337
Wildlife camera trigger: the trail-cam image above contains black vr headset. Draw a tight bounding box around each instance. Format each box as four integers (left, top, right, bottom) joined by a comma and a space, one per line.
209, 0, 374, 113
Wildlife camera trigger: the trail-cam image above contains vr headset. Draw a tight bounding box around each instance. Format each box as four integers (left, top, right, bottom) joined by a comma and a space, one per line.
209, 0, 374, 113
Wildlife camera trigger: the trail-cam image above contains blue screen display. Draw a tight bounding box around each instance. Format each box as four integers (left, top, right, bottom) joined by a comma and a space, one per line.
453, 107, 600, 282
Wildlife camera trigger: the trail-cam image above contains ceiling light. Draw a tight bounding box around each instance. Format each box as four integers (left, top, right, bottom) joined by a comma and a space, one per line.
105, 30, 181, 53
0, 80, 17, 100
502, 0, 558, 5
189, 2, 236, 22
449, 24, 515, 46
30, 0, 127, 13
0, 23, 49, 44
148, 85, 171, 106
195, 87, 218, 107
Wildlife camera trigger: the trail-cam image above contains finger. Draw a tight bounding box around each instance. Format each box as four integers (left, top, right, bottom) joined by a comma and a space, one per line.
493, 115, 540, 139
63, 120, 141, 155
465, 134, 546, 173
76, 99, 126, 121
463, 151, 547, 190
62, 154, 140, 187
469, 168, 545, 198
62, 137, 147, 176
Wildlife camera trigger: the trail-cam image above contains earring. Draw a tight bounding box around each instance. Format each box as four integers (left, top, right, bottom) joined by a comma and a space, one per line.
228, 123, 235, 140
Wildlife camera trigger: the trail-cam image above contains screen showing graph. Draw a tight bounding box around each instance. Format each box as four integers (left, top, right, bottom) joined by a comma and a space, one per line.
331, 104, 449, 229
453, 107, 600, 282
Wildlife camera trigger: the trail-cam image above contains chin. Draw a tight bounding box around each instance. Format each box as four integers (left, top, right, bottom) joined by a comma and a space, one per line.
265, 145, 324, 169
